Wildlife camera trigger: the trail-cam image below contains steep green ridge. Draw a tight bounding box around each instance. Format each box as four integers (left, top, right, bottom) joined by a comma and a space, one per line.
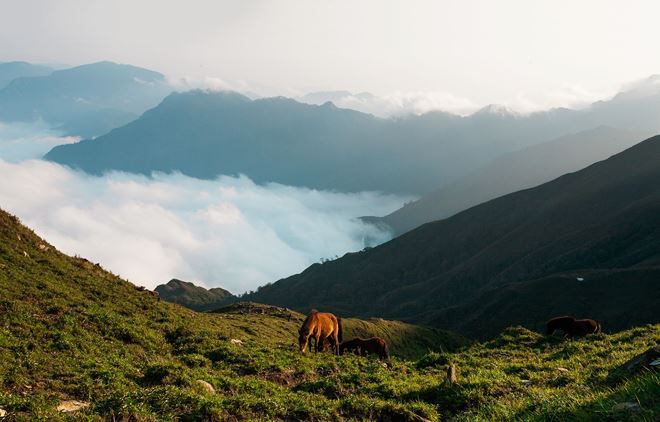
155, 278, 235, 312
1, 208, 658, 420
248, 135, 660, 338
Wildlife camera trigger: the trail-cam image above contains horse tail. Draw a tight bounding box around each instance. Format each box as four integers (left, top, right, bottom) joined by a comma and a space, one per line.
595, 320, 601, 333
337, 317, 343, 343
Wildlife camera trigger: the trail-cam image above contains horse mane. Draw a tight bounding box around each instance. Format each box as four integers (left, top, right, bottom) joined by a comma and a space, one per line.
550, 315, 575, 322
300, 312, 316, 334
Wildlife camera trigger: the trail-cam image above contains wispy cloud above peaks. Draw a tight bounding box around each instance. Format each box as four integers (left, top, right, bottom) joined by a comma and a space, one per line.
510, 85, 618, 114
167, 75, 234, 92
295, 81, 631, 118
616, 74, 660, 101
297, 90, 480, 117
166, 74, 262, 99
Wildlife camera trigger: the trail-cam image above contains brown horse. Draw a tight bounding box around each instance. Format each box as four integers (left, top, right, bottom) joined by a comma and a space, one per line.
546, 316, 601, 338
339, 337, 390, 361
298, 311, 342, 355
317, 317, 344, 352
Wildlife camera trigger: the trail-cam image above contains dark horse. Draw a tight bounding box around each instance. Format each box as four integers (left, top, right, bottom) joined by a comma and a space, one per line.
546, 316, 601, 338
340, 337, 390, 361
298, 310, 343, 355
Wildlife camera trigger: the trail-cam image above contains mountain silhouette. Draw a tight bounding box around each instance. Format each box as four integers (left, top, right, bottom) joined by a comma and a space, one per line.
0, 61, 52, 89
45, 78, 660, 193
155, 278, 235, 311
0, 61, 171, 137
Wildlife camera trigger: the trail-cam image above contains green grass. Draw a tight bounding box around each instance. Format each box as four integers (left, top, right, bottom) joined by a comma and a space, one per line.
0, 209, 658, 421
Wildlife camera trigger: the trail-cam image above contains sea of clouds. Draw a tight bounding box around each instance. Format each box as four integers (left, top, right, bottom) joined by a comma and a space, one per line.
0, 124, 409, 293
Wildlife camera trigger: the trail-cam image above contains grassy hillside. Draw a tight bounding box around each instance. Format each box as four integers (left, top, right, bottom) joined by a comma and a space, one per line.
0, 209, 658, 420
211, 302, 470, 360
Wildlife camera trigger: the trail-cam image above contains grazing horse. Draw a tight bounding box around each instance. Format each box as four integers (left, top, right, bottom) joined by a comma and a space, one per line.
316, 317, 344, 352
546, 316, 601, 338
340, 337, 390, 361
298, 311, 342, 355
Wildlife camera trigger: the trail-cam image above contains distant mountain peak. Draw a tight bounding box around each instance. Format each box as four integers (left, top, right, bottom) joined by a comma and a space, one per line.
473, 103, 518, 117
155, 278, 235, 311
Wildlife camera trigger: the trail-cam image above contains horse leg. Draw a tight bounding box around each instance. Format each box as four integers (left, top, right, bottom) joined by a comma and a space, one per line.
332, 331, 339, 355
314, 333, 321, 353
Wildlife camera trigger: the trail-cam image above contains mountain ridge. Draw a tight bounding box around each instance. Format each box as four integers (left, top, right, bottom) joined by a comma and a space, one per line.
0, 61, 53, 89
366, 125, 649, 235
0, 61, 171, 137
44, 77, 660, 194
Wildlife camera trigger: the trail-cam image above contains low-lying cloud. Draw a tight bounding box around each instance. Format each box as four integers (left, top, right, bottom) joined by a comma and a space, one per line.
0, 121, 79, 161
0, 127, 408, 293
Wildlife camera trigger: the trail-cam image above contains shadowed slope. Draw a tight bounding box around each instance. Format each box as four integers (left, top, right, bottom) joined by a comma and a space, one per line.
248, 134, 660, 338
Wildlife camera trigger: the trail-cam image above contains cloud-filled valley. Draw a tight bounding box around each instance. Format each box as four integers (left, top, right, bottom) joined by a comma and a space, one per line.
0, 126, 408, 292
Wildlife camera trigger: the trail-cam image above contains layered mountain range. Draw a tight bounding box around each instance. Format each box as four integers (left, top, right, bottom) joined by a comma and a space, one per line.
45, 75, 660, 194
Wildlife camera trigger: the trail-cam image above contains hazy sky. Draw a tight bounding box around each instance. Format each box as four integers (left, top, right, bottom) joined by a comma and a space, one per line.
2, 0, 660, 110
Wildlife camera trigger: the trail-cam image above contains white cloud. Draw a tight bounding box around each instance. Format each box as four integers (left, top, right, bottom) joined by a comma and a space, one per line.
166, 74, 260, 98
297, 86, 620, 118
508, 84, 618, 114
167, 75, 233, 92
0, 129, 409, 293
298, 90, 479, 117
0, 121, 79, 161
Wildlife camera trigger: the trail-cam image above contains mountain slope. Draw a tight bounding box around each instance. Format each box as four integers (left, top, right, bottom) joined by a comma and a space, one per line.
247, 134, 660, 338
368, 126, 648, 235
155, 278, 235, 311
0, 61, 171, 137
0, 61, 52, 89
1, 207, 658, 420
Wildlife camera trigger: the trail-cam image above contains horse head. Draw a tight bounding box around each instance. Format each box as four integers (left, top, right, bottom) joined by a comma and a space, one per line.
298, 328, 309, 353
